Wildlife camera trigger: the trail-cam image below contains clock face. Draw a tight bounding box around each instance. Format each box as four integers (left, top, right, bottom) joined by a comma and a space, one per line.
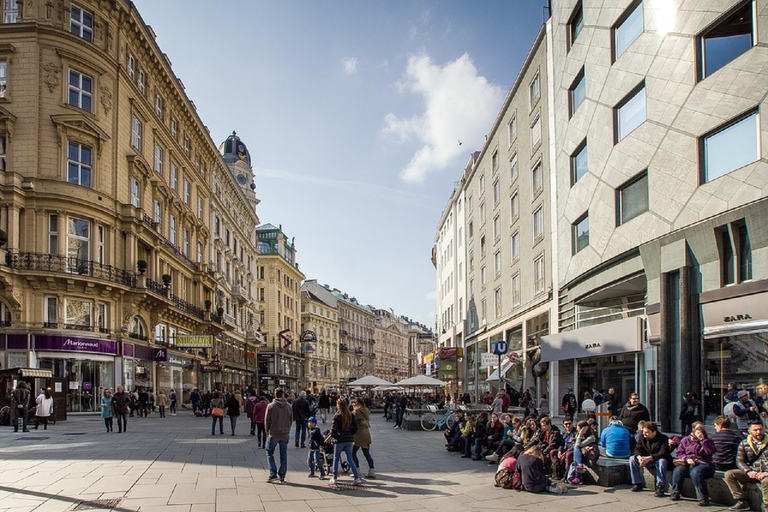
237, 173, 247, 185
237, 144, 245, 153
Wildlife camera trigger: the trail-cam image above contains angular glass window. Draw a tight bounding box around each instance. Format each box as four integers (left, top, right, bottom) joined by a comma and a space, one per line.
530, 115, 542, 149
529, 73, 540, 109
533, 206, 544, 241
508, 116, 517, 144
493, 180, 500, 205
614, 1, 644, 60
701, 111, 758, 183
569, 3, 584, 49
617, 171, 649, 225
615, 84, 646, 142
699, 1, 753, 80
510, 231, 519, 261
569, 69, 586, 117
532, 160, 543, 196
510, 154, 519, 181
510, 191, 519, 221
572, 214, 589, 254
570, 140, 588, 185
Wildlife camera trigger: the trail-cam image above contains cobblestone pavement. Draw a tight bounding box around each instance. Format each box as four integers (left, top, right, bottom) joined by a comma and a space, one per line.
0, 411, 729, 511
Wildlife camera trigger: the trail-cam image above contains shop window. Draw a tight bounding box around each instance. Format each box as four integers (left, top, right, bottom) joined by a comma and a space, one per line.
616, 171, 648, 225
571, 139, 588, 185
615, 83, 646, 142
700, 111, 758, 183
698, 1, 753, 80
717, 219, 752, 286
613, 1, 644, 61
572, 213, 590, 254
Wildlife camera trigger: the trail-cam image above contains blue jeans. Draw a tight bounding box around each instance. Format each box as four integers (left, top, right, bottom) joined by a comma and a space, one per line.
211, 416, 223, 434
672, 464, 715, 499
395, 408, 404, 427
294, 419, 307, 446
266, 436, 289, 479
333, 441, 360, 479
307, 449, 325, 476
629, 455, 668, 486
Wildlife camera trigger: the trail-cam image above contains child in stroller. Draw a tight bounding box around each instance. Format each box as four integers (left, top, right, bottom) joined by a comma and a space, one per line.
323, 429, 350, 475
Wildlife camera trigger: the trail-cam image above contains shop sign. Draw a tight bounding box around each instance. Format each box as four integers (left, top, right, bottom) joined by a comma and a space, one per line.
175, 335, 213, 348
300, 330, 317, 343
154, 348, 168, 362
168, 355, 189, 366
202, 364, 221, 372
35, 334, 118, 355
480, 353, 497, 368
540, 317, 642, 363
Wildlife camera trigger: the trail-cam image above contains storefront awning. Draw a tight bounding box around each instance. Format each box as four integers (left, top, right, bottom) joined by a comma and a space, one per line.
540, 317, 642, 363
16, 368, 53, 378
702, 319, 768, 339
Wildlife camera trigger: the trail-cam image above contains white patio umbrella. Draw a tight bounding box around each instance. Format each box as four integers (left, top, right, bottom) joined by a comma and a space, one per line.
395, 375, 447, 387
347, 375, 394, 387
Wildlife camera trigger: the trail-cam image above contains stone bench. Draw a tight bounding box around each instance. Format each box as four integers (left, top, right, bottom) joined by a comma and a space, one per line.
582, 457, 763, 510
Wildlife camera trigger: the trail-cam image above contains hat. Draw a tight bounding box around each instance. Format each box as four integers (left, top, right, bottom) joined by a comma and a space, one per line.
308, 416, 318, 424
738, 390, 749, 399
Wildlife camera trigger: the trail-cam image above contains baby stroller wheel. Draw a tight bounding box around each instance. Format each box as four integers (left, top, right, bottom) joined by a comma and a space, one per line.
341, 460, 350, 473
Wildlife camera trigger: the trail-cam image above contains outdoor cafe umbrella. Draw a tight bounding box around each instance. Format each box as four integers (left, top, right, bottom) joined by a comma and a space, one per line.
395, 375, 446, 387
347, 375, 394, 387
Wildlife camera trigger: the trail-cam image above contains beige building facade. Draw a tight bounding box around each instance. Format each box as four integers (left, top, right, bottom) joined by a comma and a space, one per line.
300, 281, 339, 393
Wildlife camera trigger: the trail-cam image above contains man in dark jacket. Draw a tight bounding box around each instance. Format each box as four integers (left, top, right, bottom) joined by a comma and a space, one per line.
318, 390, 331, 423
629, 421, 671, 496
538, 417, 563, 475
265, 387, 293, 483
11, 381, 30, 432
292, 391, 312, 448
112, 385, 130, 433
711, 415, 743, 471
562, 389, 577, 420
619, 393, 651, 435
725, 421, 768, 511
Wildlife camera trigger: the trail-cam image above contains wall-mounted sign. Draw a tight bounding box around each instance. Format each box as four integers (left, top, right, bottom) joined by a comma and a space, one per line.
154, 348, 168, 362
300, 330, 317, 343
175, 335, 213, 348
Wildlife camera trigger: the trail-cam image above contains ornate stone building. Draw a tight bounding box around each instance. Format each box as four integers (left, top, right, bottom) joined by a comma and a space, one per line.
300, 279, 339, 393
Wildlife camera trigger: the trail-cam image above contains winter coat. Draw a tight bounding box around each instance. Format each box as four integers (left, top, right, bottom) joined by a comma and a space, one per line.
245, 396, 259, 419
155, 392, 169, 407
292, 397, 312, 422
736, 434, 768, 473
634, 431, 671, 462
36, 394, 54, 418
516, 453, 549, 493
254, 400, 267, 423
331, 412, 358, 444
101, 396, 114, 419
226, 395, 241, 417
676, 435, 717, 467
265, 398, 293, 438
353, 407, 372, 448
711, 428, 743, 468
318, 393, 330, 409
618, 402, 651, 434
112, 391, 130, 413
600, 423, 633, 458
308, 426, 325, 450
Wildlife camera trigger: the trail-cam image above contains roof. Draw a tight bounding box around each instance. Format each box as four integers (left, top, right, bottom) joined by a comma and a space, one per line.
256, 223, 279, 231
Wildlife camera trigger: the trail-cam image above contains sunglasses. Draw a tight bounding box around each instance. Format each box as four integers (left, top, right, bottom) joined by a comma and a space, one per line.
563, 422, 572, 426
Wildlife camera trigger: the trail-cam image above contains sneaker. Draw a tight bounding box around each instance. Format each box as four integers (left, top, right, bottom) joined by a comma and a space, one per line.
266, 475, 279, 483
485, 454, 499, 462
393, 426, 399, 429
308, 473, 316, 478
699, 498, 710, 507
547, 483, 568, 494
670, 493, 681, 501
655, 485, 665, 498
318, 475, 328, 480
631, 484, 642, 492
571, 477, 581, 485
329, 478, 337, 485
366, 469, 376, 479
729, 501, 751, 511
353, 478, 363, 485
279, 479, 285, 484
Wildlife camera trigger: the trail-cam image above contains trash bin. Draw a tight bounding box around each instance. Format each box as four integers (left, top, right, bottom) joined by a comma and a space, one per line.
595, 402, 611, 433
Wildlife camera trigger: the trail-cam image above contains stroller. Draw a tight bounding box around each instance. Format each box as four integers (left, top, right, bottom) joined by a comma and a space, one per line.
322, 430, 349, 475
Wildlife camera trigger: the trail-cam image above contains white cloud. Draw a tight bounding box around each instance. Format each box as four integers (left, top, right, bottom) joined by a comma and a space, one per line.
424, 290, 437, 301
343, 57, 358, 75
384, 53, 505, 184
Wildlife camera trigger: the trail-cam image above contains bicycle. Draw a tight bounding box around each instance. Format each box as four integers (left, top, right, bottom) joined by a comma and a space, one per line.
419, 405, 456, 431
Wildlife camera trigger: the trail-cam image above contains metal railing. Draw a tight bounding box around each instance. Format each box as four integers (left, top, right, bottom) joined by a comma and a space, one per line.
6, 252, 136, 287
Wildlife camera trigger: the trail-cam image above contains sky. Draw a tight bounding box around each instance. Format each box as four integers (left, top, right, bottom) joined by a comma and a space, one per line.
132, 0, 547, 328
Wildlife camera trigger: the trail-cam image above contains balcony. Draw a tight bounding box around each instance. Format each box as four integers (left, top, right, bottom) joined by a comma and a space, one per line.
232, 283, 247, 304
354, 347, 363, 354
339, 344, 348, 352
222, 313, 237, 328
145, 279, 205, 320
368, 353, 376, 358
6, 252, 136, 288
142, 214, 200, 272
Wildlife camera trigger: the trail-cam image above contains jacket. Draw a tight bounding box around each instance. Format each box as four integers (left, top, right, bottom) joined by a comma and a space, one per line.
733, 400, 760, 431
226, 395, 240, 417
331, 412, 358, 444
634, 431, 671, 461
618, 403, 651, 433
516, 453, 549, 493
265, 398, 293, 438
600, 423, 633, 458
292, 397, 312, 422
736, 435, 768, 473
12, 387, 29, 409
353, 407, 372, 448
112, 391, 130, 413
711, 428, 743, 468
36, 394, 54, 418
245, 396, 259, 419
676, 435, 717, 467
155, 392, 169, 407
308, 426, 325, 450
254, 400, 267, 423
318, 393, 330, 409
101, 396, 114, 419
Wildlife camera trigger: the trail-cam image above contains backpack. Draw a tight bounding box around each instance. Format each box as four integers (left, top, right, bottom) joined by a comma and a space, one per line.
494, 469, 523, 491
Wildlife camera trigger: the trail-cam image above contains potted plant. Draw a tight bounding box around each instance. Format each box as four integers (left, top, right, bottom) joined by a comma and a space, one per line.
216, 307, 224, 316
161, 274, 172, 287
0, 229, 7, 248
137, 259, 147, 274
204, 299, 212, 311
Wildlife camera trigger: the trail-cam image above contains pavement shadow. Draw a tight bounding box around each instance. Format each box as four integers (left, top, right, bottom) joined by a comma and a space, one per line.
0, 484, 136, 512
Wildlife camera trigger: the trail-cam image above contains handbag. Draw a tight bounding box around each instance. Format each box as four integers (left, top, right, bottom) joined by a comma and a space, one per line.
211, 406, 224, 418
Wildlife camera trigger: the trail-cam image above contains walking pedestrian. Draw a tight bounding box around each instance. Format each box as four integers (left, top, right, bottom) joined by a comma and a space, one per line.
112, 386, 130, 433
394, 392, 407, 429
169, 388, 177, 415
156, 389, 169, 418
306, 416, 327, 479
11, 381, 30, 432
254, 395, 268, 448
318, 389, 330, 423
227, 391, 240, 435
265, 387, 293, 483
34, 388, 54, 430
245, 390, 259, 435
292, 391, 311, 448
329, 398, 362, 485
352, 397, 376, 479
101, 388, 114, 432
562, 389, 577, 421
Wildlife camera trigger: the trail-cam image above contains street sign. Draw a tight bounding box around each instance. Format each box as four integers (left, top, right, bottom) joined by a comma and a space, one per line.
491, 340, 508, 355
480, 352, 497, 368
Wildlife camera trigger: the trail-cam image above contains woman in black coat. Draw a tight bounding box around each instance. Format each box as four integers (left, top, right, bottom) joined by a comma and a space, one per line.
226, 393, 240, 436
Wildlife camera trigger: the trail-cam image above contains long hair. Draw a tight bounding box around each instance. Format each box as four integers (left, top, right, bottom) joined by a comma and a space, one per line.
524, 445, 544, 461
337, 398, 352, 430
354, 397, 368, 412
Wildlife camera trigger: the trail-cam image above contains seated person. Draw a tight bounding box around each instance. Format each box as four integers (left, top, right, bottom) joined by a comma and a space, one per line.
599, 418, 633, 458
494, 444, 524, 488
486, 416, 522, 463
537, 417, 563, 475
725, 420, 768, 511
671, 424, 717, 506
472, 412, 490, 460
566, 421, 598, 484
635, 420, 647, 446
460, 415, 477, 458
515, 445, 567, 494
710, 415, 742, 471
555, 419, 577, 480
629, 421, 671, 497
482, 413, 504, 456
445, 410, 465, 450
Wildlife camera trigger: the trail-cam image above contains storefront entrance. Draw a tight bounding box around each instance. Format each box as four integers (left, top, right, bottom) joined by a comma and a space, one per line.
38, 357, 114, 412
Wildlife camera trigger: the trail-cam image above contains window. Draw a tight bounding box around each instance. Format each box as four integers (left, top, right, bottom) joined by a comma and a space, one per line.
481, 298, 487, 323
131, 117, 142, 150
512, 273, 521, 307
570, 140, 588, 185
533, 254, 545, 295
67, 217, 89, 265
480, 235, 486, 258
183, 228, 189, 256
154, 144, 163, 174
494, 287, 502, 318
492, 149, 499, 173
494, 250, 501, 275
615, 83, 646, 142
510, 231, 520, 261
508, 116, 517, 144
479, 174, 485, 195
2, 0, 17, 23
67, 141, 92, 187
533, 206, 544, 241
701, 111, 759, 183
493, 180, 500, 205
699, 2, 753, 79
0, 60, 6, 98
572, 213, 589, 254
493, 215, 501, 240
65, 299, 92, 329
509, 190, 520, 222
479, 202, 486, 224
170, 215, 176, 245
718, 220, 752, 286
170, 117, 178, 139
510, 154, 518, 181
183, 137, 191, 157
68, 70, 92, 112
183, 180, 190, 204
530, 115, 542, 150
617, 171, 648, 225
481, 266, 487, 287
532, 160, 543, 196
70, 4, 93, 42
45, 297, 58, 326
468, 220, 474, 239
130, 177, 140, 208
568, 2, 584, 49
48, 214, 58, 255
96, 225, 104, 265
170, 163, 177, 188
137, 70, 146, 95
0, 134, 5, 171
127, 54, 135, 80
97, 302, 107, 333
529, 72, 540, 108
153, 199, 161, 228
569, 68, 586, 117
197, 241, 203, 264
614, 1, 644, 60
197, 197, 203, 219
155, 95, 164, 119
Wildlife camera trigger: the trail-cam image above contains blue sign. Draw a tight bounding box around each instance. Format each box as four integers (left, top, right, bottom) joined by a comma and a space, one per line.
491, 340, 508, 355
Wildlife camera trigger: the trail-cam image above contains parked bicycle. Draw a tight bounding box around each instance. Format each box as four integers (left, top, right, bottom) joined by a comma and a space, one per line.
420, 405, 456, 431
